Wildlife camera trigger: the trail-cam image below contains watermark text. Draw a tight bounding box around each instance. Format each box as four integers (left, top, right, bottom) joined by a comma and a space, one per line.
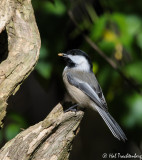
102, 153, 142, 159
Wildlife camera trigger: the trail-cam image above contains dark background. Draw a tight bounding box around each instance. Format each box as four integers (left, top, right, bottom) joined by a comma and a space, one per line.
1, 0, 142, 159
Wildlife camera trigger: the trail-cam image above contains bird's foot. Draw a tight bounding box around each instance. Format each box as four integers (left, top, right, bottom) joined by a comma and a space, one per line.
64, 104, 78, 113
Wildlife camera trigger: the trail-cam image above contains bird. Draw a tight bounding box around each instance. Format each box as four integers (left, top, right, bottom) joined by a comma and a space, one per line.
58, 49, 127, 141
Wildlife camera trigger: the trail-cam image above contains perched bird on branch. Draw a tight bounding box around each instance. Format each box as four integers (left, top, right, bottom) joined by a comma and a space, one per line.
58, 49, 127, 141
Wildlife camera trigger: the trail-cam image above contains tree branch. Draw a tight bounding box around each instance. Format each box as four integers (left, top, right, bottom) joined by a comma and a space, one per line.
0, 0, 41, 127
0, 1, 84, 159
0, 103, 84, 160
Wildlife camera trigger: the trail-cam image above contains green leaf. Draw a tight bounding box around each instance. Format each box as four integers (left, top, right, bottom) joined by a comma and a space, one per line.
124, 62, 142, 83
36, 62, 52, 79
123, 94, 142, 128
8, 113, 28, 127
91, 15, 107, 41
125, 15, 141, 35
5, 124, 21, 140
92, 62, 98, 74
39, 44, 49, 60
97, 67, 110, 87
98, 40, 115, 55
42, 0, 66, 15
137, 32, 142, 49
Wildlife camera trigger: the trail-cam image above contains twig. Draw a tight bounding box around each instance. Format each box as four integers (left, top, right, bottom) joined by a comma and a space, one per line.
68, 10, 142, 95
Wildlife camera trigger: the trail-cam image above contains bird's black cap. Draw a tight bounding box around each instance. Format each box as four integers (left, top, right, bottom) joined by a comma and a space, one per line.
66, 49, 93, 70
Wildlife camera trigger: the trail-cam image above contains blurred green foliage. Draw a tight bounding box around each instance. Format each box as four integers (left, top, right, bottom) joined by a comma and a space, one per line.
90, 13, 142, 59
36, 43, 52, 79
0, 112, 28, 143
124, 94, 142, 128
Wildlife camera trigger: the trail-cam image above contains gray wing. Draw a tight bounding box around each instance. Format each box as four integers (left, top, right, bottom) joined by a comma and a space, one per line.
67, 71, 107, 110
67, 72, 127, 141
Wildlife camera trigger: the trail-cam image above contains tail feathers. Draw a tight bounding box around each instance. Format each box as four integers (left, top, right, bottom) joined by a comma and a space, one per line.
95, 106, 127, 141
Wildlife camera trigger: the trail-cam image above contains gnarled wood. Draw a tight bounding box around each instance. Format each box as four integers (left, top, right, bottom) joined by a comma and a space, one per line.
0, 0, 41, 127
0, 103, 84, 160
0, 1, 84, 159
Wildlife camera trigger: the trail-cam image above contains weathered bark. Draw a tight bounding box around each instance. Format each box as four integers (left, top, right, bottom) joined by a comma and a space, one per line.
0, 0, 84, 159
0, 0, 41, 127
0, 103, 84, 160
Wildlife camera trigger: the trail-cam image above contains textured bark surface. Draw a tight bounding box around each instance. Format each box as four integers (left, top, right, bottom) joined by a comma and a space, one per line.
0, 0, 41, 127
0, 103, 84, 160
0, 1, 84, 159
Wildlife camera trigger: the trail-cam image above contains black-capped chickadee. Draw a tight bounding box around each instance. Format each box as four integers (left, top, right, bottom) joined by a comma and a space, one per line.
58, 49, 127, 141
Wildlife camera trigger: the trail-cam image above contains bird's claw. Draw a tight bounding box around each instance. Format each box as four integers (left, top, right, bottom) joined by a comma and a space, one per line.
64, 104, 78, 113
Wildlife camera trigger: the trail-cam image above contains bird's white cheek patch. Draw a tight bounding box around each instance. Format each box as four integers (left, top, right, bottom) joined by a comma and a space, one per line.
68, 55, 90, 71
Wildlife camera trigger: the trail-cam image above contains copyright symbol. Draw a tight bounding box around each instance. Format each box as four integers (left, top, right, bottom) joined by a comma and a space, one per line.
102, 153, 107, 158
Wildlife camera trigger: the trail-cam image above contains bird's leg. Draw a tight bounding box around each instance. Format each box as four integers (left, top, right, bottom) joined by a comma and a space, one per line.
64, 104, 78, 112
